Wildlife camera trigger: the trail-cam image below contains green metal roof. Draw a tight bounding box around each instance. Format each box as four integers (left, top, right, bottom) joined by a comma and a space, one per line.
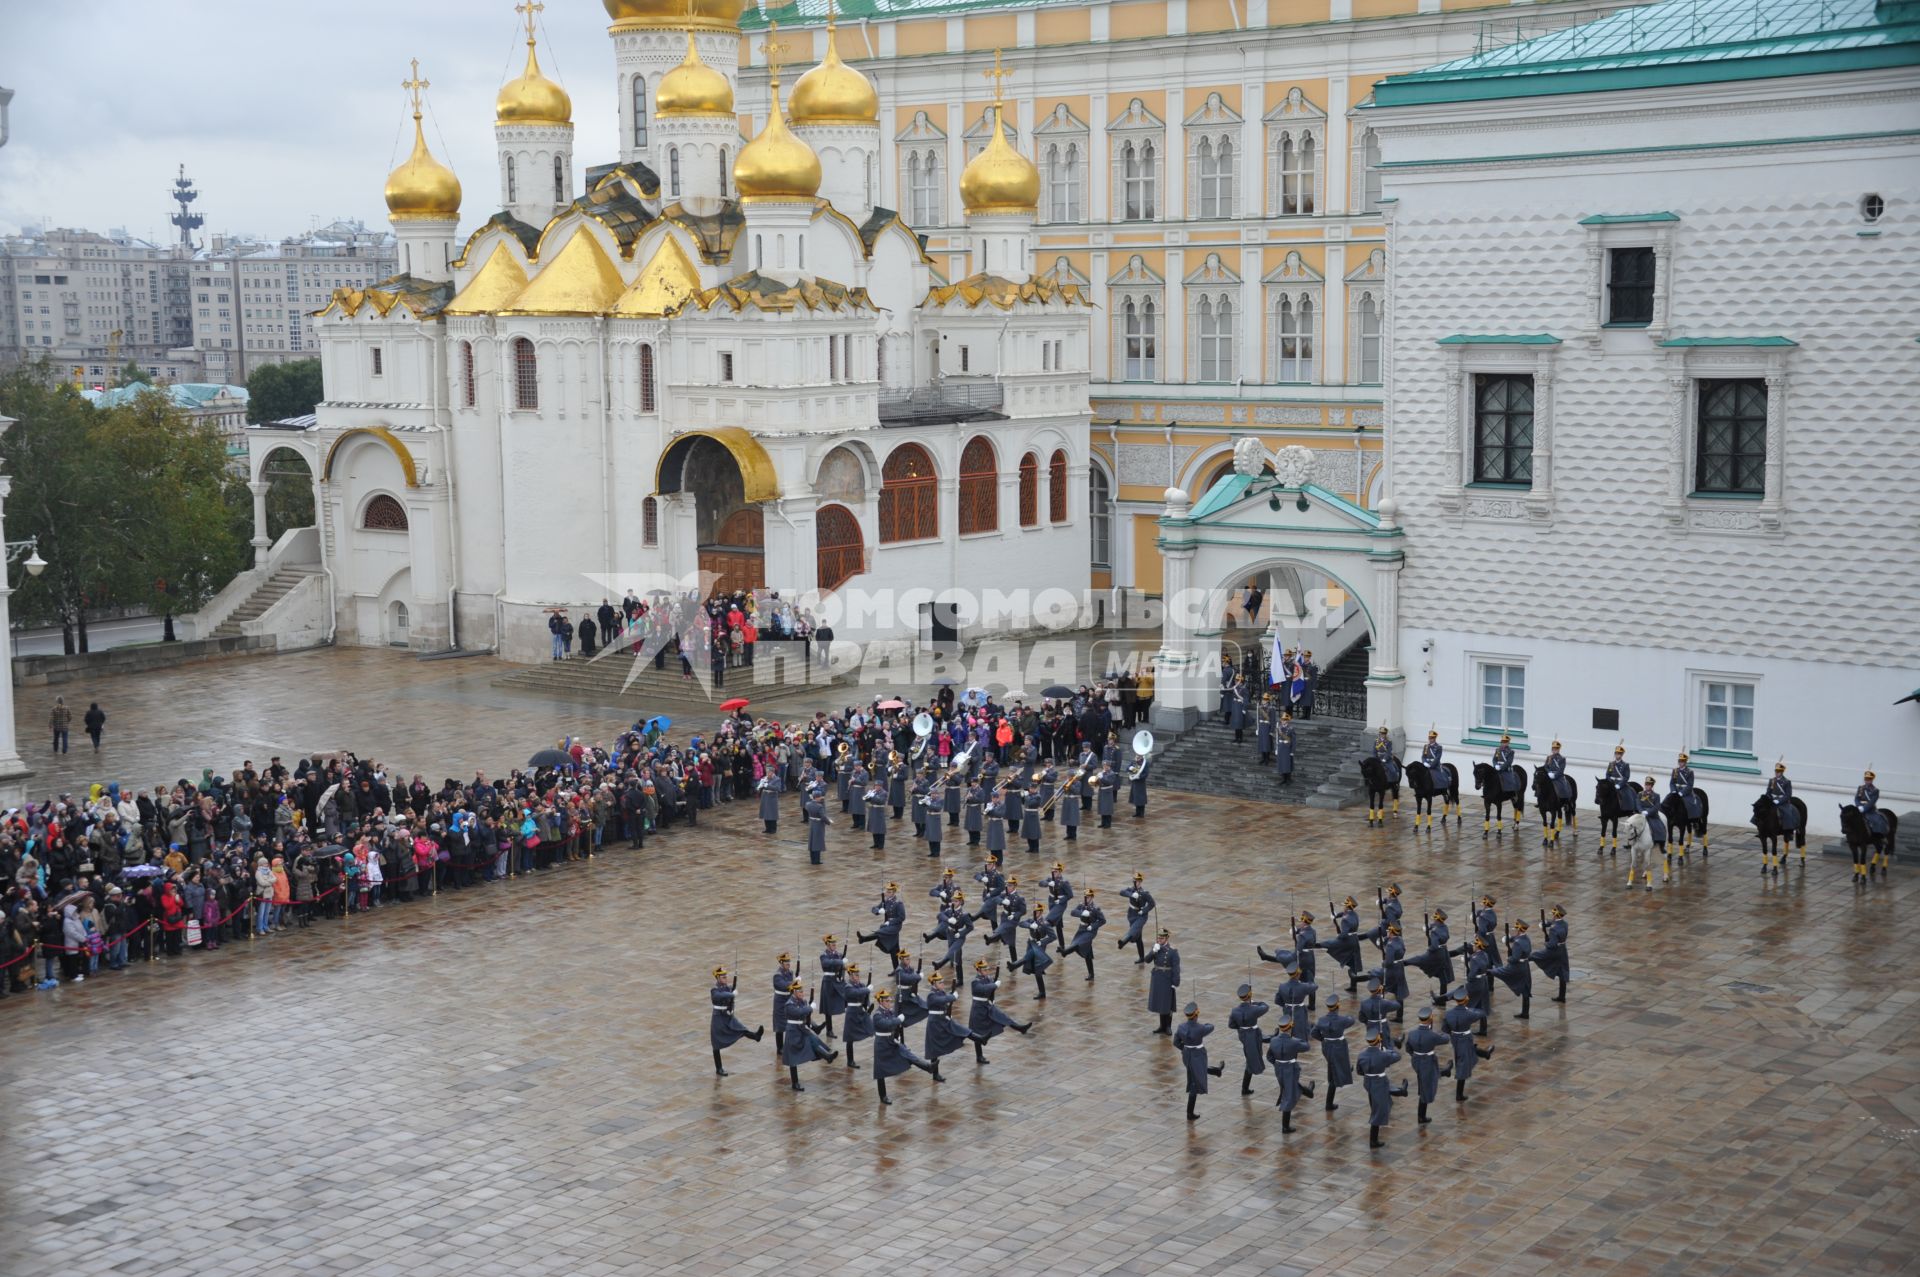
1187, 471, 1252, 521
1658, 335, 1799, 346
1372, 0, 1920, 107
742, 0, 1084, 31
1436, 333, 1564, 345
1577, 211, 1681, 224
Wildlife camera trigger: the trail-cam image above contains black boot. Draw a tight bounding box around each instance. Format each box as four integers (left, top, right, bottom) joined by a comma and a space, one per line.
1325, 1085, 1339, 1113
1014, 1020, 1032, 1034
1186, 1094, 1198, 1121
1207, 1063, 1224, 1077
790, 1066, 804, 1092
1476, 1045, 1495, 1061
1083, 954, 1095, 982
1241, 1070, 1254, 1096
1282, 1110, 1293, 1132
932, 1062, 945, 1083
1554, 978, 1567, 1002
1033, 974, 1046, 1000
974, 1041, 989, 1065
917, 1058, 937, 1077
845, 1047, 856, 1069
877, 1079, 890, 1105
1370, 1124, 1382, 1148
1516, 996, 1530, 1020
752, 1026, 766, 1041
1301, 1081, 1316, 1099
1455, 1079, 1467, 1102
714, 1049, 727, 1077
1155, 1013, 1172, 1035
1418, 1101, 1430, 1125
764, 821, 776, 834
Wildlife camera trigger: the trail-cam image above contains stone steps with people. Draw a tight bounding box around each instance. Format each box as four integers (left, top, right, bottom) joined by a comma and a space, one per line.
1149, 716, 1371, 808
493, 639, 850, 711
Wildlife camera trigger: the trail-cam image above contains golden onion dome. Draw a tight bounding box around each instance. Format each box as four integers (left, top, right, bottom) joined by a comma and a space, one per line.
385, 114, 462, 222
960, 104, 1038, 215
789, 36, 878, 125
604, 0, 743, 31
496, 39, 572, 126
733, 75, 821, 202
656, 32, 734, 117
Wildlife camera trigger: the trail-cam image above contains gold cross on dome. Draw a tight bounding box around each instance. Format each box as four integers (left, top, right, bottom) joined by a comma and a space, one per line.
516, 0, 545, 43
401, 59, 429, 118
759, 21, 788, 82
825, 0, 838, 31
982, 48, 1012, 105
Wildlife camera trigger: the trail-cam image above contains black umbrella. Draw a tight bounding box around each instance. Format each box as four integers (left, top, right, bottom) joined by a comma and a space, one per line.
1041, 684, 1075, 699
528, 748, 573, 769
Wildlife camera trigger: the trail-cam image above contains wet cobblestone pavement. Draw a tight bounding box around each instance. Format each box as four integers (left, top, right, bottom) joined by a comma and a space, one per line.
3, 650, 1917, 1277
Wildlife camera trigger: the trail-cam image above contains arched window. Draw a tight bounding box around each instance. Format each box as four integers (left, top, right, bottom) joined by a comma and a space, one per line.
1195, 136, 1234, 219
1049, 449, 1069, 523
459, 339, 475, 407
1280, 133, 1315, 215
505, 154, 518, 204
513, 337, 538, 409
668, 147, 681, 197
554, 154, 566, 204
642, 495, 659, 545
719, 146, 729, 198
1359, 128, 1382, 211
1196, 296, 1234, 383
1275, 295, 1314, 382
362, 494, 409, 531
1122, 297, 1158, 381
632, 76, 648, 149
1122, 139, 1156, 220
816, 503, 864, 592
1354, 293, 1382, 384
879, 442, 938, 543
958, 436, 998, 534
1088, 467, 1112, 567
638, 342, 656, 412
1017, 452, 1039, 527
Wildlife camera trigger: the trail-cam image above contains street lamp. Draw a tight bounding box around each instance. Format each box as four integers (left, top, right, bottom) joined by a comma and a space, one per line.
6, 536, 43, 578
22, 549, 44, 577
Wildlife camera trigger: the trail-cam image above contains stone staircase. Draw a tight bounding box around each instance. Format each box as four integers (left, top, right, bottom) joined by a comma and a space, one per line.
209, 568, 314, 639
1150, 714, 1371, 809
492, 641, 845, 716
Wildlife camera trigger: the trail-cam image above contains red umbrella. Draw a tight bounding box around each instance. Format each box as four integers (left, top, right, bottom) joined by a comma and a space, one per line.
719, 697, 751, 712
875, 699, 906, 711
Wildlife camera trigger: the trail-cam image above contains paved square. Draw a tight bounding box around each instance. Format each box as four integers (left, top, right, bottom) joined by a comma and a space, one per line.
3, 650, 1917, 1277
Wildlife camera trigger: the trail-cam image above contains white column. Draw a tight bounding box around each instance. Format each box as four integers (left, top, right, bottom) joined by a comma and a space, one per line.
0, 456, 33, 804
1088, 93, 1110, 222
1362, 500, 1406, 739
249, 479, 271, 568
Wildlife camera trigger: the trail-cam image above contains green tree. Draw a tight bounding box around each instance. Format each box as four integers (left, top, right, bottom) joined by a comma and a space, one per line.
0, 364, 118, 651
246, 358, 323, 424
114, 360, 148, 389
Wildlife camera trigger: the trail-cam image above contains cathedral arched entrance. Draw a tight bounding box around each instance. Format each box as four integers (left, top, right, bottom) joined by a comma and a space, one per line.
655, 428, 780, 596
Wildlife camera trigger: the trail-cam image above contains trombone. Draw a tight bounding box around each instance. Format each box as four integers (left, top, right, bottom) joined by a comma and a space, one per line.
1037, 765, 1091, 815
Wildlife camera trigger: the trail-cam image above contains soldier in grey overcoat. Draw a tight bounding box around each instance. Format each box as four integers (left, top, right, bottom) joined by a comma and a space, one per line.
1175, 1002, 1226, 1120
1229, 983, 1269, 1095
1146, 928, 1181, 1034
757, 773, 781, 835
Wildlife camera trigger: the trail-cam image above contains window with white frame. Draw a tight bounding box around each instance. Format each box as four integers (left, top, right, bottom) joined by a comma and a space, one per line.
1044, 142, 1083, 223
1700, 679, 1755, 754
1110, 99, 1163, 222
1661, 344, 1788, 531
1272, 293, 1315, 382
1356, 127, 1382, 212
1351, 292, 1382, 384
668, 147, 681, 198
1117, 294, 1159, 381
1088, 466, 1113, 568
1476, 661, 1525, 732
1193, 294, 1235, 383
1264, 90, 1325, 217
1192, 135, 1236, 218
505, 154, 518, 205
632, 77, 649, 149
905, 148, 943, 226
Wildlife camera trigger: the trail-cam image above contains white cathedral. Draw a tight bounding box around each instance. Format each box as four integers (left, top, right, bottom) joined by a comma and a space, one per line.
254, 0, 1094, 660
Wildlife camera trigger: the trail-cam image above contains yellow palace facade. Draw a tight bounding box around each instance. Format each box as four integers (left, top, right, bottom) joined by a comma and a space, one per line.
735, 0, 1620, 591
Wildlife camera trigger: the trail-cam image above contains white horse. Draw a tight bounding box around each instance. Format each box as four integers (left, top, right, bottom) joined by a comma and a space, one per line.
1621, 812, 1657, 891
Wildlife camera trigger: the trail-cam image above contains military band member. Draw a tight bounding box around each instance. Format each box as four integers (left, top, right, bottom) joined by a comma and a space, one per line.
988, 876, 1027, 962
1060, 771, 1082, 841
1442, 985, 1494, 1103
858, 882, 906, 971
709, 967, 766, 1077
964, 780, 986, 847
1274, 711, 1296, 785
817, 935, 848, 1037
888, 754, 909, 820
1014, 903, 1056, 1000
1357, 1032, 1408, 1147
781, 985, 838, 1091
967, 958, 1034, 1064
1075, 744, 1098, 812
757, 772, 781, 835
1118, 872, 1155, 962
1357, 973, 1401, 1048
933, 893, 973, 973
910, 771, 931, 838
1493, 920, 1534, 1019
1129, 751, 1151, 819
1020, 787, 1045, 852
848, 759, 870, 831
865, 779, 890, 850
1176, 1002, 1228, 1120
924, 777, 946, 857
1035, 761, 1059, 824
870, 988, 939, 1104
1004, 767, 1028, 830
772, 954, 796, 1061
1312, 996, 1357, 1113
1147, 929, 1181, 1034
836, 748, 853, 809
804, 786, 830, 866
1042, 863, 1073, 955
1606, 745, 1634, 819
921, 969, 981, 1082
1063, 889, 1107, 980
1096, 764, 1119, 828
894, 953, 929, 1027
983, 788, 1009, 858
1230, 983, 1270, 1095
1265, 1011, 1317, 1131
945, 762, 964, 827
1103, 737, 1122, 771
1529, 904, 1570, 1002
1402, 1006, 1451, 1125
842, 963, 874, 1069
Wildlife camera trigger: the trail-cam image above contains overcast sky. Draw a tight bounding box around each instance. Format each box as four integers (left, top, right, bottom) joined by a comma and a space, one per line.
0, 2, 639, 242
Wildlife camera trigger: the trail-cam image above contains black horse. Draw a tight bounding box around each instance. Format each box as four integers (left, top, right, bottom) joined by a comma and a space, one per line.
1406, 761, 1459, 831
1530, 769, 1578, 849
1591, 777, 1643, 854
1838, 805, 1898, 881
1662, 788, 1711, 859
1471, 762, 1528, 837
1749, 794, 1809, 877
1359, 757, 1401, 827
